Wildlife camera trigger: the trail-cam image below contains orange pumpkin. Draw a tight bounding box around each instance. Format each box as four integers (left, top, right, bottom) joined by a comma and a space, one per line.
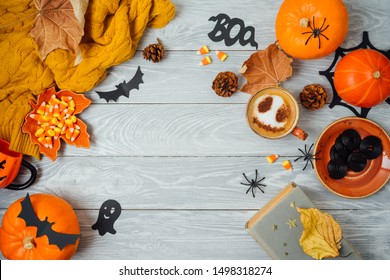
275, 0, 348, 59
0, 193, 80, 260
334, 49, 390, 108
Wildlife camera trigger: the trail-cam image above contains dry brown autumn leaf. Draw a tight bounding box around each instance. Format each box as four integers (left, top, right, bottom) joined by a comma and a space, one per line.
30, 0, 87, 60
297, 208, 342, 260
240, 43, 293, 94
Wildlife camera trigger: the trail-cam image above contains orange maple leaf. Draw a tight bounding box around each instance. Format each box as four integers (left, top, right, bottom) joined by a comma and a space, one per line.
240, 43, 293, 94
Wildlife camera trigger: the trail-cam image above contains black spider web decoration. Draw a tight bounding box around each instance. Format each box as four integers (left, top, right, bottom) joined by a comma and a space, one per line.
319, 31, 390, 118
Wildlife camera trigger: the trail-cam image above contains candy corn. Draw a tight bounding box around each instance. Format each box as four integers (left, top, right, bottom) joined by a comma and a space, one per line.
216, 50, 228, 62
37, 136, 46, 145
59, 100, 68, 111
49, 94, 61, 106
37, 102, 46, 115
53, 104, 60, 118
61, 96, 73, 102
199, 56, 211, 66
44, 104, 52, 116
282, 160, 293, 171
71, 129, 80, 142
31, 94, 81, 148
65, 128, 74, 140
35, 128, 45, 137
44, 137, 52, 148
53, 127, 61, 139
197, 45, 209, 55
266, 154, 279, 164
69, 99, 76, 108
65, 118, 74, 127
46, 129, 55, 137
29, 114, 42, 122
67, 106, 75, 116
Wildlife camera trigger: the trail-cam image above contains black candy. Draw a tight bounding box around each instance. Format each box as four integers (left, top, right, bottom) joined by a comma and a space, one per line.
360, 136, 383, 159
327, 160, 348, 179
341, 129, 361, 151
330, 145, 347, 165
347, 152, 367, 172
335, 135, 350, 157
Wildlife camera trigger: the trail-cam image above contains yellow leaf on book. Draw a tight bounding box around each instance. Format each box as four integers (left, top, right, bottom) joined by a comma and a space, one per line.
297, 208, 342, 260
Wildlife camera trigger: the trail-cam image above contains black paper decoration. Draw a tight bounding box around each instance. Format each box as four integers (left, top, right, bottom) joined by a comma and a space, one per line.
96, 66, 144, 102
17, 193, 80, 250
319, 31, 390, 117
208, 13, 258, 49
92, 200, 122, 236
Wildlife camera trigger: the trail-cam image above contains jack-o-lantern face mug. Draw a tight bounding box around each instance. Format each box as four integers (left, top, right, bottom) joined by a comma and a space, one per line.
0, 139, 37, 190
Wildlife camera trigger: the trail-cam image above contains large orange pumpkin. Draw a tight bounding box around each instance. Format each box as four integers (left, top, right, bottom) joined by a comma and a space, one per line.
275, 0, 348, 59
334, 49, 390, 108
0, 193, 80, 260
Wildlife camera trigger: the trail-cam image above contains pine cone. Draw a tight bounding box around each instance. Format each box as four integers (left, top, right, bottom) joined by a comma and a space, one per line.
143, 39, 164, 63
212, 71, 238, 97
299, 84, 328, 110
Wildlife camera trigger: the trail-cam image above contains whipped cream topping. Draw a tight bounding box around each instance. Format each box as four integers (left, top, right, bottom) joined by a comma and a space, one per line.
253, 95, 287, 128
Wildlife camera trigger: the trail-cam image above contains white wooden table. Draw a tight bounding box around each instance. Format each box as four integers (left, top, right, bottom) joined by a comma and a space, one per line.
1, 0, 389, 260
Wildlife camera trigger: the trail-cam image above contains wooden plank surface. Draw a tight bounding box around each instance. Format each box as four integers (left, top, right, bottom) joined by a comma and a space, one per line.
1, 0, 389, 260
1, 209, 385, 260
51, 103, 390, 157
1, 157, 389, 210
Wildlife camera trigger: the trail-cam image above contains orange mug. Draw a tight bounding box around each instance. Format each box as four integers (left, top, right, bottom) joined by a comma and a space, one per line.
0, 139, 37, 190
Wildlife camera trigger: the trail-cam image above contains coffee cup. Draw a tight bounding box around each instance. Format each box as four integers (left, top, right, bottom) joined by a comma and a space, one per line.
246, 86, 307, 140
0, 139, 37, 190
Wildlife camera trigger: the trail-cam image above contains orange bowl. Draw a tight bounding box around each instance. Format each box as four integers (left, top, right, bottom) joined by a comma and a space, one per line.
313, 117, 390, 198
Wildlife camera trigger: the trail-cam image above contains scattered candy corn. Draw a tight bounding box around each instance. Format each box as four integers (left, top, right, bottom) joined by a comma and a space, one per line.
267, 154, 279, 164
197, 45, 209, 55
37, 102, 46, 115
199, 56, 212, 66
216, 50, 228, 62
29, 94, 81, 148
282, 160, 293, 171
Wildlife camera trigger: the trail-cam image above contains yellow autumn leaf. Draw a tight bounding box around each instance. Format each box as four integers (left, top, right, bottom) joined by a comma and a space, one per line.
297, 208, 342, 260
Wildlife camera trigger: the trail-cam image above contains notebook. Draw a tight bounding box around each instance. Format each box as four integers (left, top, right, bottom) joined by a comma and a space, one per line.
245, 182, 361, 260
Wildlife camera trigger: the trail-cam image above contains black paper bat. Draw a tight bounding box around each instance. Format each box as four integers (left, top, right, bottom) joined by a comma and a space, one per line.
17, 193, 80, 251
96, 66, 144, 102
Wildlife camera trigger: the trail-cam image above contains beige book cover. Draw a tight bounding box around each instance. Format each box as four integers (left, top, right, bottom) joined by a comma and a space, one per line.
245, 183, 361, 260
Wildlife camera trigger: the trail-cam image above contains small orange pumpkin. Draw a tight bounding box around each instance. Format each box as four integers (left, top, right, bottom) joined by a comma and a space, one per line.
0, 193, 80, 260
334, 49, 390, 108
275, 0, 348, 59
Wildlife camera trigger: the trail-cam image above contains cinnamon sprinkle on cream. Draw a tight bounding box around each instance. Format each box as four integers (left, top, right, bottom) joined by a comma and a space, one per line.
276, 104, 290, 123
258, 96, 273, 113
253, 117, 285, 133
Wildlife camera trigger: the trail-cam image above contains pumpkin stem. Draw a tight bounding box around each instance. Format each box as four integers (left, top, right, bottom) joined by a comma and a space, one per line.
23, 236, 35, 250
300, 18, 310, 28
373, 70, 381, 79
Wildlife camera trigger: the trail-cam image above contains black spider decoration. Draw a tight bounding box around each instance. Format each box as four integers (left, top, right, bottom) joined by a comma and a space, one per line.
294, 144, 321, 171
319, 31, 390, 118
302, 17, 329, 49
241, 169, 266, 198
